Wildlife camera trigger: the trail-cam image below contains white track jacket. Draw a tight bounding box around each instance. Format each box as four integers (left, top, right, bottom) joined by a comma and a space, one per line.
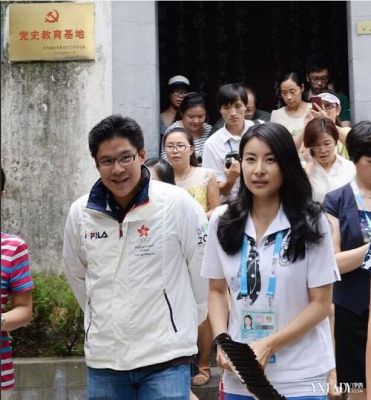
63, 177, 208, 370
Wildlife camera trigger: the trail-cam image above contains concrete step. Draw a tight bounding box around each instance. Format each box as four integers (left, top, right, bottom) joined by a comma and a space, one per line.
192, 366, 221, 400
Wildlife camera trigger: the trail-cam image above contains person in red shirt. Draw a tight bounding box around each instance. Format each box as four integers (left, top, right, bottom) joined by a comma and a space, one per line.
1, 167, 33, 397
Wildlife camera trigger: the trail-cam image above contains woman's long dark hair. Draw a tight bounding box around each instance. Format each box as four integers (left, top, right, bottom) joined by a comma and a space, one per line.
217, 122, 323, 261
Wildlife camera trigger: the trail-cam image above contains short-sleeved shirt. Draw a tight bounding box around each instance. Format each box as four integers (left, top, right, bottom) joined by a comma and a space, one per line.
309, 154, 355, 203
176, 167, 215, 212
201, 206, 339, 397
1, 232, 33, 390
270, 103, 312, 137
202, 120, 255, 202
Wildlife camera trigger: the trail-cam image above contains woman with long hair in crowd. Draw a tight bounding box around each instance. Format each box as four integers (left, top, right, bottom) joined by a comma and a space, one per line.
163, 126, 219, 390
163, 127, 219, 219
201, 122, 339, 399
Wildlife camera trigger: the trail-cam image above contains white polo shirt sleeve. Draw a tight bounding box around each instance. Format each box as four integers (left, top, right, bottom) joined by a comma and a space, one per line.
201, 205, 228, 279
202, 136, 226, 183
306, 214, 340, 287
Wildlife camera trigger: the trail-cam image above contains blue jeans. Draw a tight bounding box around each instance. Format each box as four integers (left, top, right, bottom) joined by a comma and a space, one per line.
224, 394, 327, 400
87, 365, 191, 400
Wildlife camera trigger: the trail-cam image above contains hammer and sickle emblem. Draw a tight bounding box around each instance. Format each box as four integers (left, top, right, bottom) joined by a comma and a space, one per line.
45, 9, 59, 23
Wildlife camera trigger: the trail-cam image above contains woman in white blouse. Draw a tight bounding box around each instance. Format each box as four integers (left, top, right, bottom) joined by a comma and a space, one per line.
303, 116, 355, 203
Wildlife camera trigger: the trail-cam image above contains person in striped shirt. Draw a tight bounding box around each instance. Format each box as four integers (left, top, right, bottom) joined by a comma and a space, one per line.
1, 167, 33, 394
161, 92, 212, 166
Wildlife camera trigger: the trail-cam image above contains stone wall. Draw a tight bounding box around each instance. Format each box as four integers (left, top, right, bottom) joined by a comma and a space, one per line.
1, 1, 159, 273
12, 357, 86, 400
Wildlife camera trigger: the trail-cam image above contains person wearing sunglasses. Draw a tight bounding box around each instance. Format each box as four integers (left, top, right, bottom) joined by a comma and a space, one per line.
294, 91, 351, 162
160, 75, 191, 137
303, 116, 355, 203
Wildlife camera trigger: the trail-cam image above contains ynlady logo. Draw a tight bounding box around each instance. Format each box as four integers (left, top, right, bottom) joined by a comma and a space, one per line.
137, 225, 150, 237
311, 382, 363, 395
85, 231, 108, 239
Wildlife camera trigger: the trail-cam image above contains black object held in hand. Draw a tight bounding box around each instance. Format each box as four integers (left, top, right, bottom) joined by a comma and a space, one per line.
214, 333, 286, 400
225, 151, 240, 169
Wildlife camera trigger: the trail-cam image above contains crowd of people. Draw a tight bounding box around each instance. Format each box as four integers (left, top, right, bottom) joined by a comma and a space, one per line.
1, 53, 370, 400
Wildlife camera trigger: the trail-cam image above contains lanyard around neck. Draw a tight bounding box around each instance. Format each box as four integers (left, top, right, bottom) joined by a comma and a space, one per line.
351, 180, 371, 230
240, 231, 284, 301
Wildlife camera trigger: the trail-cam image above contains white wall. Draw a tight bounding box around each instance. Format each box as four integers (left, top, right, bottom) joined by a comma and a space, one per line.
347, 1, 371, 122
112, 1, 159, 157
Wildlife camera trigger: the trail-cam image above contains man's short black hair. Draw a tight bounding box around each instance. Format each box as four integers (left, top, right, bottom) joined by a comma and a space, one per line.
216, 83, 247, 109
346, 121, 371, 163
305, 53, 331, 75
88, 115, 144, 159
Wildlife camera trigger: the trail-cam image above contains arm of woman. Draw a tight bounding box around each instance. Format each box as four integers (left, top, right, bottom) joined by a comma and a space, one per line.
327, 213, 369, 273
208, 278, 233, 371
293, 129, 304, 152
250, 283, 332, 368
294, 109, 316, 152
206, 173, 220, 219
208, 278, 229, 338
2, 291, 32, 332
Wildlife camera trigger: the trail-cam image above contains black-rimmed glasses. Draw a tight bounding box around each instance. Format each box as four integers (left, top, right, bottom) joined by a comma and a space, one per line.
97, 152, 138, 169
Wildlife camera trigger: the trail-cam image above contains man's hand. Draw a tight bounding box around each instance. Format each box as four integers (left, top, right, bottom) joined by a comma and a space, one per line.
224, 158, 240, 184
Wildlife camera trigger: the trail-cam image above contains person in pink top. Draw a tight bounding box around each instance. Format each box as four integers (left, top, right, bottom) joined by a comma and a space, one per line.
1, 166, 33, 397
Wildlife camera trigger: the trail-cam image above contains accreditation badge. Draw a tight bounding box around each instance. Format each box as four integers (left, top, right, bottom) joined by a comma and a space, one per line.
240, 309, 277, 363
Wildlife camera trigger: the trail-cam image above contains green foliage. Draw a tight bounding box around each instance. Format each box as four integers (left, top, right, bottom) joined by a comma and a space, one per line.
12, 273, 84, 357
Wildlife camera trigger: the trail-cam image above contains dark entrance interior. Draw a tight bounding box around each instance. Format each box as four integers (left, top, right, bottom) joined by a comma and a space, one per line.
158, 1, 349, 124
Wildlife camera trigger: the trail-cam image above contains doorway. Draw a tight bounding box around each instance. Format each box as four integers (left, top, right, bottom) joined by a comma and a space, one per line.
158, 1, 349, 124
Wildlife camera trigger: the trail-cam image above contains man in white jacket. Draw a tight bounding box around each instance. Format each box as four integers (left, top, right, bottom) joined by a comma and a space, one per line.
63, 115, 208, 400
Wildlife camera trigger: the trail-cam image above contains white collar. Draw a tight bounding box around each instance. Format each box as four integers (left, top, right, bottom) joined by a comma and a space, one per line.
221, 120, 255, 144
245, 205, 290, 242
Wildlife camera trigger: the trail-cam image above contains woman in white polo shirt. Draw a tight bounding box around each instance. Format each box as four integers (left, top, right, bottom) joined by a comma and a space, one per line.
201, 122, 339, 400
